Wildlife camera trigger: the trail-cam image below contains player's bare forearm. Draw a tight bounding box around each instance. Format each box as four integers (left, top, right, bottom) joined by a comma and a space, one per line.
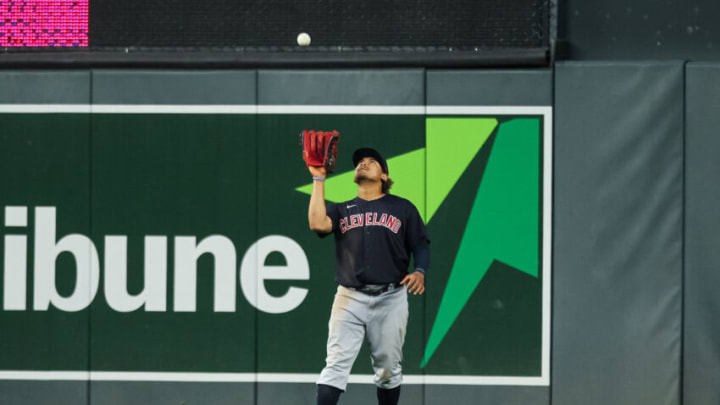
308, 166, 333, 233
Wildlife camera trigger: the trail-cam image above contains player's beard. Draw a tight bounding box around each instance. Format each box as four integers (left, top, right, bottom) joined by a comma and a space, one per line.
354, 172, 380, 185
355, 168, 383, 188
354, 172, 369, 183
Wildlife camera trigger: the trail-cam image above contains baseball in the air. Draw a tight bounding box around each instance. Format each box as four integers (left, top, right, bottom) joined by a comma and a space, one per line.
297, 32, 311, 46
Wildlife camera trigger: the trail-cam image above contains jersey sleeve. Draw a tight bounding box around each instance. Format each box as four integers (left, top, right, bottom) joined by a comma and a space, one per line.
405, 202, 430, 250
317, 202, 340, 238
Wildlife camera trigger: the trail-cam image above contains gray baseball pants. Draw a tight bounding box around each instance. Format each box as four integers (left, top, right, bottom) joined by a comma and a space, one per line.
317, 285, 409, 391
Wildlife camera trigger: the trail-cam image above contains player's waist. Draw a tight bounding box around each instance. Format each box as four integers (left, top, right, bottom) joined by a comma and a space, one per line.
348, 283, 399, 296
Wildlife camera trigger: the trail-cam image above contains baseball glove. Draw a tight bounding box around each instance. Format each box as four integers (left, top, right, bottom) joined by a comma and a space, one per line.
300, 130, 340, 173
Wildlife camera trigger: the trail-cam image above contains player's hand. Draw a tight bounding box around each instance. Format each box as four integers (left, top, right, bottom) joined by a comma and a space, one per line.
400, 272, 425, 295
308, 165, 327, 179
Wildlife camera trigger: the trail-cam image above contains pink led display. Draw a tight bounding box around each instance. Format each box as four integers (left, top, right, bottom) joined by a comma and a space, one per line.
1, 0, 88, 47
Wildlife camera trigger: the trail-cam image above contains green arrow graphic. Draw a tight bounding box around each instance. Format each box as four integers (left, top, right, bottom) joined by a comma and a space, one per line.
294, 117, 540, 369
421, 118, 540, 367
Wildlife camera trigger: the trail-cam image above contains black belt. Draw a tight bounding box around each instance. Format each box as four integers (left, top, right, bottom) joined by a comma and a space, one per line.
352, 283, 398, 296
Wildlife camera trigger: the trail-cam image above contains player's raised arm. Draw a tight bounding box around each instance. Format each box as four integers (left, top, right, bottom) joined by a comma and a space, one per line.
307, 165, 333, 233
300, 130, 339, 234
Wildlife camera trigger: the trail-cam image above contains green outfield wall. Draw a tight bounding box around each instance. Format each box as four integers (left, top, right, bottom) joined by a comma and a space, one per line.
0, 65, 716, 405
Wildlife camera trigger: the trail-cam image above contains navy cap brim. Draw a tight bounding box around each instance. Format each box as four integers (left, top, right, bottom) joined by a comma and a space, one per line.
352, 147, 388, 174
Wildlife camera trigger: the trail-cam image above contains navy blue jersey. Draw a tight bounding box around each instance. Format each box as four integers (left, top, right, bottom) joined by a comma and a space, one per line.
320, 194, 429, 287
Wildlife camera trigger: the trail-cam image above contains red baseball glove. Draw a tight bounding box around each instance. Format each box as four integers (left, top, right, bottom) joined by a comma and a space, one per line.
300, 130, 340, 173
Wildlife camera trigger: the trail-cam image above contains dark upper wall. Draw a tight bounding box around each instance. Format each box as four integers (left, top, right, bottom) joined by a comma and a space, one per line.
558, 0, 720, 60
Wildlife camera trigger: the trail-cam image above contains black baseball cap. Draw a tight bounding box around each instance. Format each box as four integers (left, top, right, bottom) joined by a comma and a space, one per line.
352, 147, 389, 174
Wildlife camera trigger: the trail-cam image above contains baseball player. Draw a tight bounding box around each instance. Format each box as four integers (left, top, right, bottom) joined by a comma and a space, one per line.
307, 146, 430, 405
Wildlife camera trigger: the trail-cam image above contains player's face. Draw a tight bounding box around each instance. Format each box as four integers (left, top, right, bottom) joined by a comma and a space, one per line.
354, 157, 386, 183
